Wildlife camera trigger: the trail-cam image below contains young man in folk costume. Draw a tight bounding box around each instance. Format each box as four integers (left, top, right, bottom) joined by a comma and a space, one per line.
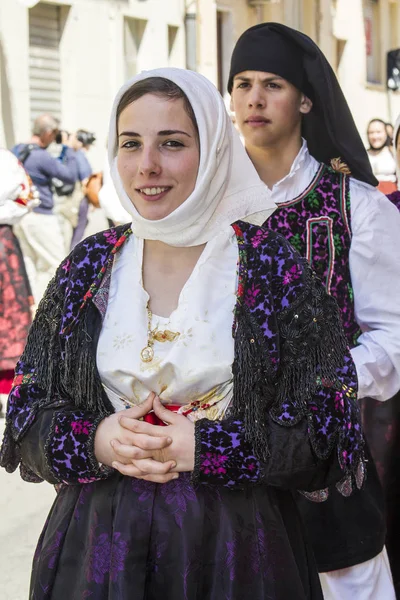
229, 22, 400, 599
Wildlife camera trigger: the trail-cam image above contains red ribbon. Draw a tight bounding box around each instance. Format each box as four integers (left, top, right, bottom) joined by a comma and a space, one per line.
143, 404, 181, 426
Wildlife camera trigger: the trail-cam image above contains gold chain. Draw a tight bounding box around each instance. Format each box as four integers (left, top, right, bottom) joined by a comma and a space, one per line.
140, 302, 180, 363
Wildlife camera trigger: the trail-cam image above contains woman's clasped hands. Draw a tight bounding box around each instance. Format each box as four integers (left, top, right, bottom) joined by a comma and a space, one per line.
94, 392, 195, 483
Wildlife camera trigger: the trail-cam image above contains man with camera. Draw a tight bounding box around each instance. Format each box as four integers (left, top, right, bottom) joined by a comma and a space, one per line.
12, 114, 78, 304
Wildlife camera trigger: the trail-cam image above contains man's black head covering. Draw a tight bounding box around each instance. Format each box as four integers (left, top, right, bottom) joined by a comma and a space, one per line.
228, 22, 377, 187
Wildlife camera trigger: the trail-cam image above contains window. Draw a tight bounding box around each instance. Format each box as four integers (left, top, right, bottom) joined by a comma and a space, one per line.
364, 0, 382, 84
168, 25, 179, 67
29, 2, 62, 122
124, 17, 147, 80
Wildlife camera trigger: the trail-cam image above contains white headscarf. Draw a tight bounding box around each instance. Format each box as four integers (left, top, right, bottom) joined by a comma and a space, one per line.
108, 68, 276, 247
0, 149, 29, 206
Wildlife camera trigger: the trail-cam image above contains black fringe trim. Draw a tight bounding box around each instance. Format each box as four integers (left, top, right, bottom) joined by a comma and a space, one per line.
231, 262, 362, 472
0, 273, 114, 475
231, 303, 277, 463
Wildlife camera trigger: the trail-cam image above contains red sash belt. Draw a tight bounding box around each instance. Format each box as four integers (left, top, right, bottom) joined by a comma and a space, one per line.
143, 404, 181, 426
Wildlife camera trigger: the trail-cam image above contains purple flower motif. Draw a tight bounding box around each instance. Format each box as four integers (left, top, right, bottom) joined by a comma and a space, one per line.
37, 530, 64, 570
71, 419, 92, 436
251, 228, 270, 248
160, 476, 197, 528
160, 476, 196, 510
282, 264, 302, 285
131, 478, 155, 502
334, 391, 345, 413
87, 532, 111, 584
104, 229, 118, 245
77, 476, 98, 484
244, 456, 259, 473
200, 451, 228, 475
87, 530, 128, 584
110, 532, 129, 582
245, 283, 261, 308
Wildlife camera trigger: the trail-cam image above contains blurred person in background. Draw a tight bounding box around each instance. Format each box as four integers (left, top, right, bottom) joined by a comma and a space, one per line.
52, 129, 96, 251
70, 129, 95, 180
229, 22, 399, 599
367, 118, 397, 194
70, 146, 132, 249
12, 114, 78, 303
386, 122, 394, 146
0, 149, 39, 415
70, 170, 103, 249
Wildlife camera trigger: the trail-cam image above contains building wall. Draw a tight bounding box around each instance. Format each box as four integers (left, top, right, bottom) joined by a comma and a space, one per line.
0, 0, 186, 169
0, 1, 31, 150
195, 0, 400, 141
333, 0, 400, 141
1, 0, 400, 162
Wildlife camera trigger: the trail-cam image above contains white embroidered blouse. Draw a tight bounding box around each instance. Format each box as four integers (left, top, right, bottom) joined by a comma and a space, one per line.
97, 228, 239, 421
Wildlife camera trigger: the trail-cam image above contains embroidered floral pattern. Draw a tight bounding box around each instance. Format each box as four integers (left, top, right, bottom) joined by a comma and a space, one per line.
160, 476, 197, 528
233, 223, 363, 477
45, 410, 108, 484
87, 530, 129, 584
193, 417, 261, 488
264, 166, 361, 347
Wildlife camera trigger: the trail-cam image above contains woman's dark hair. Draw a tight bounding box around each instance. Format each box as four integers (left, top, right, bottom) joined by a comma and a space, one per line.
76, 129, 96, 147
367, 118, 388, 133
116, 77, 199, 138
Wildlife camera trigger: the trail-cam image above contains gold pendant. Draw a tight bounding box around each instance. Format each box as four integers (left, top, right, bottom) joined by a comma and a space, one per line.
153, 330, 180, 343
140, 345, 154, 363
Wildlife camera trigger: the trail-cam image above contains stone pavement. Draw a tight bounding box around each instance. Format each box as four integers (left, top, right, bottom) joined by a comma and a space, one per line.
0, 418, 55, 600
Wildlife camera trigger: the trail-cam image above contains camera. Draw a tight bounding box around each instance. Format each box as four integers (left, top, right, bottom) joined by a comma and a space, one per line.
76, 130, 96, 147
55, 129, 69, 145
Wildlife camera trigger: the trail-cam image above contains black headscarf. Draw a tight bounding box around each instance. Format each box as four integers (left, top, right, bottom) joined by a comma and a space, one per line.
228, 22, 378, 187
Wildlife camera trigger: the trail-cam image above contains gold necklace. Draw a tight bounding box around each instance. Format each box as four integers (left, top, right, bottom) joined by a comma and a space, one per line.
140, 303, 180, 363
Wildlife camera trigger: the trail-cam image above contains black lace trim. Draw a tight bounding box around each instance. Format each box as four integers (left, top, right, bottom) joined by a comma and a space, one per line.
190, 420, 204, 486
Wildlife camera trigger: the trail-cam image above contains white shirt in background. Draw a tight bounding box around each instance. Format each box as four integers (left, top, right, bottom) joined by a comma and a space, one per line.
368, 146, 397, 183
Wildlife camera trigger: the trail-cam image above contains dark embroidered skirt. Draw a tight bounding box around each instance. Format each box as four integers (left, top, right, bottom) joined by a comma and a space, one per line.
0, 225, 32, 371
30, 473, 323, 599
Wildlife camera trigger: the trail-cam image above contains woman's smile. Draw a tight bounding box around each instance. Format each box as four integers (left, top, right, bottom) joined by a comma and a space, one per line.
135, 186, 172, 202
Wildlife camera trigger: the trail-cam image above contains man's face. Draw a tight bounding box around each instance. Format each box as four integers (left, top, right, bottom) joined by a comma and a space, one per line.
41, 128, 57, 148
230, 71, 312, 148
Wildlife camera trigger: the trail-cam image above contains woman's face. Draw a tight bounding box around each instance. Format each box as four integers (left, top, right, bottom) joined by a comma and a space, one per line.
367, 120, 387, 149
117, 93, 200, 221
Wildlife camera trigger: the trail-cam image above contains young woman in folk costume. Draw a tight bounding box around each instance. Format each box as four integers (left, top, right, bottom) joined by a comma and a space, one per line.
0, 69, 364, 600
0, 149, 38, 415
